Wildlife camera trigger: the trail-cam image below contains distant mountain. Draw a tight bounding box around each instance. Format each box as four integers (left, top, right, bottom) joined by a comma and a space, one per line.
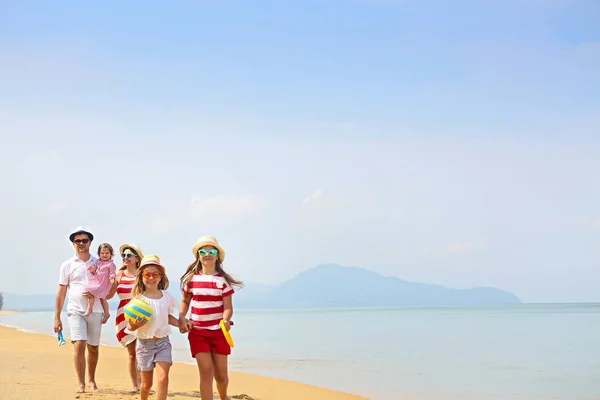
1, 264, 521, 311
234, 264, 521, 308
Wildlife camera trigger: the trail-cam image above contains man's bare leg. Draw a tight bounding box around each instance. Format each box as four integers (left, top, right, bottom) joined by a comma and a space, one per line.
87, 344, 99, 390
73, 340, 87, 393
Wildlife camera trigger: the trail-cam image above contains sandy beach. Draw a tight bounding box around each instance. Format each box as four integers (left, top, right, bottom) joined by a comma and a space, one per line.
0, 320, 370, 400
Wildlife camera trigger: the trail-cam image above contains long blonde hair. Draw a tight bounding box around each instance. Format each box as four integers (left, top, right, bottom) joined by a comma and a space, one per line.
180, 256, 243, 293
131, 264, 170, 298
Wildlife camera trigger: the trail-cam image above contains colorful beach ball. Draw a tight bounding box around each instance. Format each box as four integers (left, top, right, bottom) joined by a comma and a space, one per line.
124, 298, 152, 322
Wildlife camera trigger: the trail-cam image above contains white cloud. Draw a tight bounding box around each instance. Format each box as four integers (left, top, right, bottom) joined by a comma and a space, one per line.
302, 189, 324, 204
189, 194, 266, 222
443, 240, 488, 255
147, 214, 178, 235
39, 200, 69, 219
577, 215, 600, 231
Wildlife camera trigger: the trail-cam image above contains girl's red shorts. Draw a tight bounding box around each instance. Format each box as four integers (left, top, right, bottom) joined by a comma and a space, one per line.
188, 327, 231, 357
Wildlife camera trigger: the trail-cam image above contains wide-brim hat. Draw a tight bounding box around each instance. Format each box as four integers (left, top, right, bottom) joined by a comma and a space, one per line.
192, 235, 225, 263
69, 226, 94, 242
139, 254, 165, 272
119, 243, 144, 259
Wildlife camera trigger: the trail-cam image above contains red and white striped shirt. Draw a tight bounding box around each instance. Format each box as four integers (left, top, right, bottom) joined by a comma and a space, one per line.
115, 273, 136, 347
183, 272, 234, 331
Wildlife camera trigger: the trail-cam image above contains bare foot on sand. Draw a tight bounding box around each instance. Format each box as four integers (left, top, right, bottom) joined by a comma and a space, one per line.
128, 387, 140, 393
88, 381, 99, 391
75, 384, 85, 393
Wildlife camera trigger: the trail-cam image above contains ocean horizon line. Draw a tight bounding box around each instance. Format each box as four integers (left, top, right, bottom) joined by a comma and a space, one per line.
2, 301, 600, 313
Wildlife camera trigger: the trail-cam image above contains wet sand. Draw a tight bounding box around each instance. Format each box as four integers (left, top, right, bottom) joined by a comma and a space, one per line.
0, 323, 371, 400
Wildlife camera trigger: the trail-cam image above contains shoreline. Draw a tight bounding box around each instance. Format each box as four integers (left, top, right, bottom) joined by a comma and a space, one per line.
0, 324, 372, 400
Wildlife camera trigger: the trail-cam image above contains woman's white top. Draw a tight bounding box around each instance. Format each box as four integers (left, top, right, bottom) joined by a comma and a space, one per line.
129, 290, 177, 339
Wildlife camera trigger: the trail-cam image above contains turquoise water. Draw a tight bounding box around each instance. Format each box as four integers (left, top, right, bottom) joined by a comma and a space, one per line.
1, 303, 599, 400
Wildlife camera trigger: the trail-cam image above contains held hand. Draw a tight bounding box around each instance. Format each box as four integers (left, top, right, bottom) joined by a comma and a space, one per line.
179, 317, 190, 333
54, 317, 63, 333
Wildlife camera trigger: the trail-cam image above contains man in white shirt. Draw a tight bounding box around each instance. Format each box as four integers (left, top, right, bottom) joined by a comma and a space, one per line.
54, 226, 103, 393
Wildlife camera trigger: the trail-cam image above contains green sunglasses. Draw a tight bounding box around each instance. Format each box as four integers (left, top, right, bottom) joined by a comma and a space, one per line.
198, 248, 218, 257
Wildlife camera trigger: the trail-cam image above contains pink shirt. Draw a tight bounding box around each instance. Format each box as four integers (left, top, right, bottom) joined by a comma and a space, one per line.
86, 259, 117, 299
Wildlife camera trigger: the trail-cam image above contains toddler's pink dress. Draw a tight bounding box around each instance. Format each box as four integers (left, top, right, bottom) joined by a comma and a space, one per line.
87, 259, 117, 299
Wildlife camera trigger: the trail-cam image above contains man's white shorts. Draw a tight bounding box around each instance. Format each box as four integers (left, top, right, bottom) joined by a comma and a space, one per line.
66, 311, 102, 346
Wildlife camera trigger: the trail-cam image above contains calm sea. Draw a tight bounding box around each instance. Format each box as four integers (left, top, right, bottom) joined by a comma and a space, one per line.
1, 303, 599, 400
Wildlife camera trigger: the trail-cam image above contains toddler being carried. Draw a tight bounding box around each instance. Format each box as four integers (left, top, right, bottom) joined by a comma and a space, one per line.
84, 242, 117, 323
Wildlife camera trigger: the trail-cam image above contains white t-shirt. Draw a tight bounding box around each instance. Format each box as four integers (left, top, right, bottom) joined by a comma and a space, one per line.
129, 290, 177, 339
58, 254, 103, 313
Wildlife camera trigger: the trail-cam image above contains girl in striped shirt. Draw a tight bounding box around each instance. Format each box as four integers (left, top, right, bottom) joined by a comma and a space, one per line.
106, 243, 144, 393
178, 235, 243, 400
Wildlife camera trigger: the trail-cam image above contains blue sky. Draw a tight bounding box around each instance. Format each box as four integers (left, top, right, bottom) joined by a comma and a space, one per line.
0, 1, 599, 302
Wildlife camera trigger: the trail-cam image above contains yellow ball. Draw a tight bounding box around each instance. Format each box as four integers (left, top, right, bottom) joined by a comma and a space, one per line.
124, 298, 152, 322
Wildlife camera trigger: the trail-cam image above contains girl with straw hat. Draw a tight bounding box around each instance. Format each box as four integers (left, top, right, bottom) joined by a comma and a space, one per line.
178, 235, 243, 400
127, 254, 179, 400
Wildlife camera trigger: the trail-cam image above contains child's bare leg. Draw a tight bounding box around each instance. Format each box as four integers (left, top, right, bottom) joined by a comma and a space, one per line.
140, 370, 153, 400
154, 362, 171, 400
100, 298, 110, 323
212, 353, 230, 400
195, 353, 214, 400
83, 296, 94, 317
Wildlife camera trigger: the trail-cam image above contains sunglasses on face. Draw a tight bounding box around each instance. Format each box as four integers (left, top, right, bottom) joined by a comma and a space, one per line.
142, 271, 162, 279
121, 253, 136, 259
198, 249, 218, 257
73, 239, 90, 244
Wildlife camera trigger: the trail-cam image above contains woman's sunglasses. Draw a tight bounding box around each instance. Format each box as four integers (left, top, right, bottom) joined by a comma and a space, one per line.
198, 249, 218, 257
121, 253, 137, 259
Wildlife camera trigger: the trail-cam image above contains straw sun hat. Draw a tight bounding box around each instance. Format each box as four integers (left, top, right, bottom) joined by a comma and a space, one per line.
192, 235, 225, 263
139, 254, 166, 272
119, 243, 144, 259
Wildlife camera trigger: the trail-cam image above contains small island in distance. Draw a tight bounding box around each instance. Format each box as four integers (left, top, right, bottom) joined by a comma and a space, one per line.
234, 263, 521, 308
2, 263, 521, 312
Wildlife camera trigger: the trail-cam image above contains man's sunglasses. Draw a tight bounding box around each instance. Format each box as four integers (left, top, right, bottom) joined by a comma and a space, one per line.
73, 239, 90, 244
121, 253, 137, 259
198, 249, 218, 257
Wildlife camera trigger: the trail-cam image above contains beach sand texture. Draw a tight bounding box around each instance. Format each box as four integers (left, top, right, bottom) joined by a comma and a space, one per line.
0, 323, 371, 400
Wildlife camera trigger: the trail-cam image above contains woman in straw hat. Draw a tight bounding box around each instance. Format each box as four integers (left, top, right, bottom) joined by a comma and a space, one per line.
106, 243, 145, 393
178, 235, 243, 400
